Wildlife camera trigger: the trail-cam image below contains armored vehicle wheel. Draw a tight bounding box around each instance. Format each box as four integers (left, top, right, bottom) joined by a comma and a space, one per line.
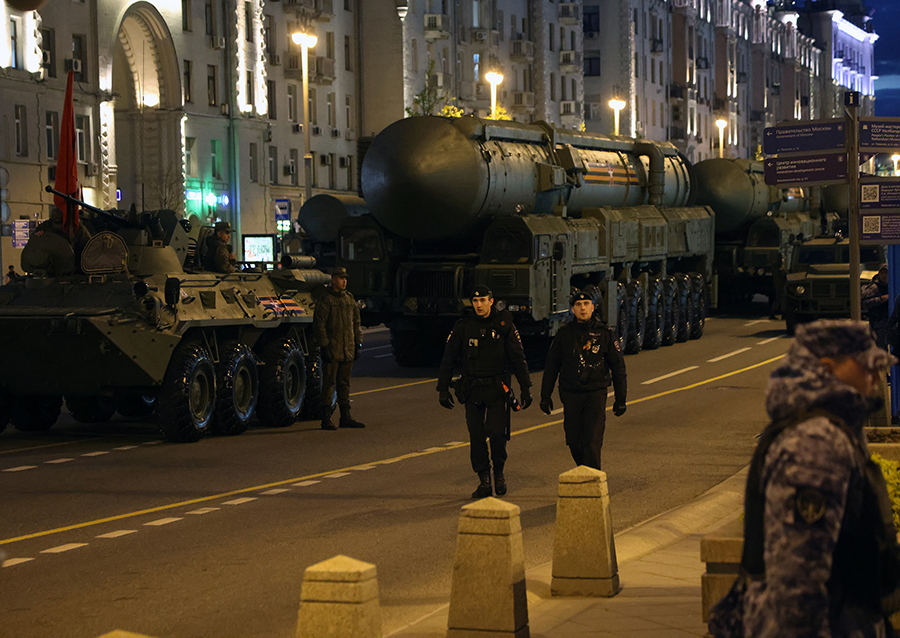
116, 395, 157, 418
643, 278, 664, 350
300, 348, 324, 420
257, 339, 306, 428
158, 344, 216, 442
11, 396, 63, 431
661, 277, 679, 346
614, 283, 628, 349
689, 273, 707, 339
674, 274, 693, 343
65, 396, 115, 424
624, 282, 645, 354
213, 342, 259, 436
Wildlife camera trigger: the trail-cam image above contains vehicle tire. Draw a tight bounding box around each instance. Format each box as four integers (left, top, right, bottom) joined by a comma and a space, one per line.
624, 281, 645, 354
65, 396, 115, 423
300, 347, 324, 420
674, 273, 693, 343
257, 338, 306, 428
11, 396, 63, 432
157, 343, 216, 443
213, 341, 258, 436
661, 277, 679, 346
689, 272, 707, 340
116, 395, 157, 418
615, 282, 628, 349
643, 278, 664, 350
391, 329, 426, 367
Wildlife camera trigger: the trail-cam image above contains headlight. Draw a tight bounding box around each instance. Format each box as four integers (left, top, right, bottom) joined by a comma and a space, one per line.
495, 300, 507, 311
508, 305, 519, 312
794, 285, 806, 295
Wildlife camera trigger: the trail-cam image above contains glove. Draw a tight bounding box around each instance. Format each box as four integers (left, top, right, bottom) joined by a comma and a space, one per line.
540, 398, 553, 415
439, 389, 455, 410
354, 342, 362, 361
613, 400, 626, 417
319, 346, 332, 363
519, 389, 532, 410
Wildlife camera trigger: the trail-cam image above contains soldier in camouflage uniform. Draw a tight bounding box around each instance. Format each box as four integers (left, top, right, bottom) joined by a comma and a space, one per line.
735, 320, 900, 638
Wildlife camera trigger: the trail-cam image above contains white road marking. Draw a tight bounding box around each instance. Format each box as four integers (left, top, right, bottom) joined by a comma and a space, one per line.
222, 497, 257, 505
82, 451, 109, 457
551, 407, 564, 415
260, 488, 290, 495
113, 446, 139, 451
352, 465, 377, 471
744, 319, 771, 326
3, 466, 37, 472
2, 558, 34, 567
757, 336, 783, 345
374, 353, 393, 359
707, 348, 753, 363
45, 458, 74, 464
41, 543, 88, 554
641, 366, 700, 385
142, 441, 162, 445
323, 472, 350, 479
144, 517, 182, 526
96, 530, 137, 539
186, 507, 219, 515
293, 480, 320, 487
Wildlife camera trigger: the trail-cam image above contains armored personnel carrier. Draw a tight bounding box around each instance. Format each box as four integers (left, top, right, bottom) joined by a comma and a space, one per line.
0, 189, 330, 442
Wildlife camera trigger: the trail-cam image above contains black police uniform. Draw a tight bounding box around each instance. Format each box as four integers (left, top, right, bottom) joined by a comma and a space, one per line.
437, 304, 531, 495
540, 314, 626, 470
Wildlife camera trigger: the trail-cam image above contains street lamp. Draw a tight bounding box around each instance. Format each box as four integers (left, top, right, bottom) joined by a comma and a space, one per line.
892, 154, 900, 176
716, 119, 727, 159
485, 71, 503, 119
291, 31, 317, 204
608, 99, 626, 136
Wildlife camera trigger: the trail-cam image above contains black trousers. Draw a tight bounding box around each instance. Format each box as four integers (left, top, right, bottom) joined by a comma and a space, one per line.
559, 388, 608, 470
321, 361, 353, 413
464, 384, 508, 474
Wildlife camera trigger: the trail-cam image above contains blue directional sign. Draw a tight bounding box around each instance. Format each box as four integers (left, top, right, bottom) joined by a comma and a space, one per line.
860, 178, 900, 210
763, 120, 845, 155
11, 220, 32, 249
860, 209, 900, 244
763, 152, 848, 188
859, 118, 900, 152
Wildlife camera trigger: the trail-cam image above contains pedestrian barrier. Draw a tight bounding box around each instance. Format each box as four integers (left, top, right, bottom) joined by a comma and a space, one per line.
296, 554, 383, 638
447, 497, 529, 638
550, 466, 620, 597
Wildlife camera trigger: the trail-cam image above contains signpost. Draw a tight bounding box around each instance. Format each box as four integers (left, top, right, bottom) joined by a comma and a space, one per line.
11, 220, 32, 249
858, 117, 900, 152
763, 120, 846, 155
275, 198, 291, 234
763, 152, 847, 187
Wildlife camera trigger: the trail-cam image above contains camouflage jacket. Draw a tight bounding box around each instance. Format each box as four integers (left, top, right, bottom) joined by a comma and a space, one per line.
313, 287, 362, 363
203, 234, 235, 274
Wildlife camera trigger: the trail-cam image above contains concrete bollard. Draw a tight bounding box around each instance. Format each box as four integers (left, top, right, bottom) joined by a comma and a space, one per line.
447, 497, 529, 638
96, 633, 158, 638
296, 554, 382, 638
551, 466, 620, 597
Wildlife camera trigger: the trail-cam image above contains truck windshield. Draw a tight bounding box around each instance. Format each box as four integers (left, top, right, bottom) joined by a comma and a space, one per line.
340, 227, 383, 262
484, 227, 531, 263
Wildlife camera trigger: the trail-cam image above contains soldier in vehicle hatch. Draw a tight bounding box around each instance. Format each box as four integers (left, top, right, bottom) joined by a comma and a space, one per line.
539, 291, 627, 471
437, 285, 532, 499
203, 221, 237, 274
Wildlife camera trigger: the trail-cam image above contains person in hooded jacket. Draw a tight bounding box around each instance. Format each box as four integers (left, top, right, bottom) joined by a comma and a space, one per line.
862, 263, 890, 351
539, 291, 627, 471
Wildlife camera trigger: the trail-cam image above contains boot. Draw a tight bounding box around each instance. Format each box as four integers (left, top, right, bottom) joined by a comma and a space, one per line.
493, 466, 507, 497
471, 470, 492, 499
339, 405, 366, 428
320, 405, 337, 430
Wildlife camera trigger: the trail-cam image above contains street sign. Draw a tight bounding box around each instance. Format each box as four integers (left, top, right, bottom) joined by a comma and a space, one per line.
274, 198, 291, 233
859, 118, 900, 152
763, 152, 848, 187
763, 120, 845, 155
860, 178, 900, 209
860, 209, 900, 244
11, 220, 32, 248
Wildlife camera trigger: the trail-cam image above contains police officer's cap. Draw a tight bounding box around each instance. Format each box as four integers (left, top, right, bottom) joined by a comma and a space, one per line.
796, 319, 897, 370
570, 291, 594, 306
214, 221, 233, 233
471, 285, 493, 299
332, 266, 349, 278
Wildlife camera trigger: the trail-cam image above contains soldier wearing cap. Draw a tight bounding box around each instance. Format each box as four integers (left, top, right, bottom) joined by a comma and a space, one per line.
203, 221, 237, 274
437, 285, 532, 498
710, 319, 900, 638
313, 266, 365, 430
861, 263, 890, 351
539, 290, 626, 471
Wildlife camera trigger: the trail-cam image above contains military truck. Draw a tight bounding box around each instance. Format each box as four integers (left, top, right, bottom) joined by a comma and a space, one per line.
0, 189, 330, 442
780, 235, 884, 334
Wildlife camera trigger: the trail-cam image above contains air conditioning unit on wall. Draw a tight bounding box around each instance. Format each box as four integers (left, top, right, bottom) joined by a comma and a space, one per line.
64, 58, 81, 73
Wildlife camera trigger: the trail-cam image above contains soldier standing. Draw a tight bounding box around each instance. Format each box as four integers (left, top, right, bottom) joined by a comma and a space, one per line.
313, 266, 365, 430
437, 285, 532, 498
539, 292, 626, 470
203, 221, 237, 274
710, 320, 900, 638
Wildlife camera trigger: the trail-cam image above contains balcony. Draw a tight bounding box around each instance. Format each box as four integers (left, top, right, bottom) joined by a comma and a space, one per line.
650, 38, 663, 54
285, 54, 315, 83
424, 13, 450, 40
713, 96, 726, 111
669, 83, 686, 100
510, 39, 534, 61
669, 126, 686, 140
560, 100, 581, 123
560, 50, 581, 74
315, 56, 336, 84
511, 91, 535, 112
559, 3, 580, 25
429, 72, 452, 89
316, 0, 334, 20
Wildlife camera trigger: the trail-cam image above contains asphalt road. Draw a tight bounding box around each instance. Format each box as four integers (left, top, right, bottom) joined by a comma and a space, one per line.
0, 312, 790, 638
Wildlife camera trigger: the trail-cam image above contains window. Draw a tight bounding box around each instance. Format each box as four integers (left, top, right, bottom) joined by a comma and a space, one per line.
14, 105, 27, 156
344, 35, 351, 71
185, 137, 196, 176
249, 142, 258, 182
635, 52, 639, 78
287, 84, 297, 122
472, 0, 480, 28
182, 0, 192, 31
263, 15, 273, 54
326, 31, 334, 59
583, 6, 599, 33
473, 52, 480, 82
72, 34, 86, 82
267, 80, 276, 119
45, 111, 58, 160
211, 139, 222, 180
9, 17, 20, 69
205, 0, 214, 36
244, 2, 252, 41
41, 28, 56, 78
345, 95, 352, 129
75, 114, 87, 163
268, 145, 277, 184
309, 87, 317, 124
549, 26, 554, 52
326, 93, 334, 127
328, 154, 336, 189
183, 60, 193, 103
550, 73, 556, 101
289, 148, 299, 186
207, 65, 217, 105
584, 55, 600, 76
345, 155, 354, 191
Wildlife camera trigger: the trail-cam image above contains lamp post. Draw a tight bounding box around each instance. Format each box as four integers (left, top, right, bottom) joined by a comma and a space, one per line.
291, 31, 317, 204
715, 119, 727, 159
485, 71, 503, 119
608, 99, 625, 136
892, 154, 900, 176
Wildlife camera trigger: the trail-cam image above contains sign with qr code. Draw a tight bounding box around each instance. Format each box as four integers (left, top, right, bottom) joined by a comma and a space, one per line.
860, 210, 900, 243
763, 152, 848, 187
860, 179, 900, 209
859, 118, 900, 152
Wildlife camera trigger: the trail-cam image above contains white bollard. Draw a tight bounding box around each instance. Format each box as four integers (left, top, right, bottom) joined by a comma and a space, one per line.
296, 554, 382, 638
447, 497, 529, 638
551, 466, 620, 597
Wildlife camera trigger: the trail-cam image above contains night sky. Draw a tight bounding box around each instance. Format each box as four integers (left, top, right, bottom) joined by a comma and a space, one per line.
868, 0, 900, 116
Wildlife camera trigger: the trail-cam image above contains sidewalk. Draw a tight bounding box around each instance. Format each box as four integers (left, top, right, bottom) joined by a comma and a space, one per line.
388, 468, 748, 638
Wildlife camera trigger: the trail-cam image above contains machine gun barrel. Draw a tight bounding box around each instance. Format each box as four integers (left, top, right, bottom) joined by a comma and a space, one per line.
44, 185, 137, 228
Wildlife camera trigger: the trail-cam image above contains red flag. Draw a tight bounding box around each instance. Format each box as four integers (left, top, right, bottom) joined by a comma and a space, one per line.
54, 70, 80, 240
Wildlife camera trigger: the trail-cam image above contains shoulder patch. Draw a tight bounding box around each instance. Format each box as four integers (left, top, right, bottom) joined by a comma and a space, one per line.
795, 487, 827, 524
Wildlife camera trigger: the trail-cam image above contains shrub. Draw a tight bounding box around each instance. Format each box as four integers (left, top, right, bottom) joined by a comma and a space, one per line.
873, 454, 900, 530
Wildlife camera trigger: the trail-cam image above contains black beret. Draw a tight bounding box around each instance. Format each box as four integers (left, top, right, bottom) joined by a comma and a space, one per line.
471, 285, 493, 299
570, 291, 594, 306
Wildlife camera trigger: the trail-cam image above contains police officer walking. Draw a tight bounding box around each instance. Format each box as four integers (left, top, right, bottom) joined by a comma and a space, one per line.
437, 285, 532, 498
313, 266, 365, 430
539, 291, 626, 471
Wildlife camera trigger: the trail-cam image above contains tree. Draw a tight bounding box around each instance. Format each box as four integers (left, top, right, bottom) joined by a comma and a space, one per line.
405, 60, 443, 117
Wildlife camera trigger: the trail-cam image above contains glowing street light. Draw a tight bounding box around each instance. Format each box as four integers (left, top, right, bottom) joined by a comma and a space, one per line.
892, 154, 900, 176
485, 71, 503, 119
608, 99, 626, 136
291, 31, 318, 204
716, 119, 728, 159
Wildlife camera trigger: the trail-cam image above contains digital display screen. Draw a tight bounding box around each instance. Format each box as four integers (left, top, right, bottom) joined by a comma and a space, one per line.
243, 234, 277, 262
